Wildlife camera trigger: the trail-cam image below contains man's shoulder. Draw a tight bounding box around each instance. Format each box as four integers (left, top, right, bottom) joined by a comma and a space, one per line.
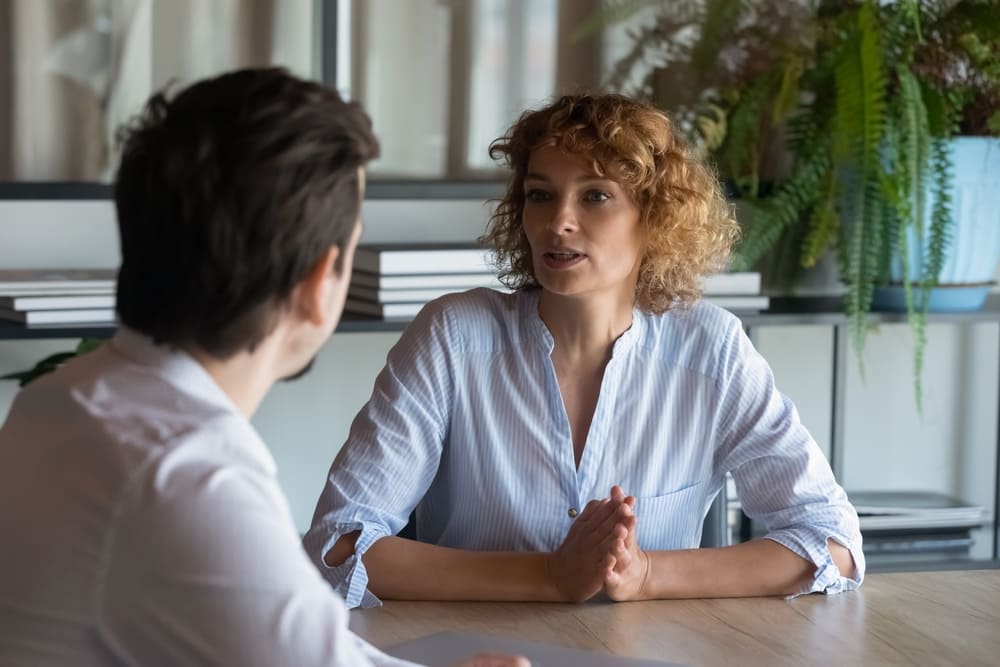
107, 417, 283, 576
12, 344, 268, 487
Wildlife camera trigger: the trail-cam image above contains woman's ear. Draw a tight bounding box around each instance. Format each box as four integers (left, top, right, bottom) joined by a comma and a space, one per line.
295, 245, 341, 326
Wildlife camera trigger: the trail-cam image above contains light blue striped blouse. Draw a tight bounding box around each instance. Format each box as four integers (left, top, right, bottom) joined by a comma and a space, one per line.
304, 288, 864, 608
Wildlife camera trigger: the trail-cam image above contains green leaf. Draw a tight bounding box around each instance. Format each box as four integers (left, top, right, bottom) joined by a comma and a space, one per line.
834, 1, 889, 363
0, 339, 104, 388
800, 177, 839, 268
989, 110, 1000, 135
772, 55, 804, 127
76, 338, 103, 354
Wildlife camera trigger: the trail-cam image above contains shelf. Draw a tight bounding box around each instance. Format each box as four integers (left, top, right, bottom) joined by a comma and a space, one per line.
737, 294, 1000, 326
0, 312, 412, 340
866, 558, 1000, 574
3, 295, 999, 340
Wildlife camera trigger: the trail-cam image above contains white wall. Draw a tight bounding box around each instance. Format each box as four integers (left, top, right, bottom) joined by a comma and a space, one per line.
0, 197, 997, 547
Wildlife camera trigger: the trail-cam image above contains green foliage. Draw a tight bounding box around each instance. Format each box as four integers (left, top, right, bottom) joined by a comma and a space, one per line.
835, 2, 890, 367
599, 0, 1000, 409
570, 0, 666, 43
690, 0, 747, 74
0, 339, 103, 387
730, 128, 830, 271
719, 75, 772, 196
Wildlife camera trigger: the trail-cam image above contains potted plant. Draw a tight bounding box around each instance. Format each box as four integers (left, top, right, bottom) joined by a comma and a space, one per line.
599, 0, 1000, 405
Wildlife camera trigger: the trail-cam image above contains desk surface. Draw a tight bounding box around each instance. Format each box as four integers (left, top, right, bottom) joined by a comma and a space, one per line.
350, 570, 1000, 667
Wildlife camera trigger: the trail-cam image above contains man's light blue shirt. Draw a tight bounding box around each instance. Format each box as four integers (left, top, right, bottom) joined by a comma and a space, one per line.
304, 288, 864, 608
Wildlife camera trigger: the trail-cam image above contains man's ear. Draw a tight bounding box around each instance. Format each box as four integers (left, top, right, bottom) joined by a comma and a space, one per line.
295, 245, 341, 326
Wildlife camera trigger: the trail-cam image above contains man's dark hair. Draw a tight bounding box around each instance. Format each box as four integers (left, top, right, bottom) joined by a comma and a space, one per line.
114, 67, 379, 358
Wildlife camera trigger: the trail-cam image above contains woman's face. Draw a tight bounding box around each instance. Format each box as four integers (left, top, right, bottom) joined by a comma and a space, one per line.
522, 145, 643, 301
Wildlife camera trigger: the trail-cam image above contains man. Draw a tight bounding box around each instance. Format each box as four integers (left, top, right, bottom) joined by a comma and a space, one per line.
0, 68, 524, 667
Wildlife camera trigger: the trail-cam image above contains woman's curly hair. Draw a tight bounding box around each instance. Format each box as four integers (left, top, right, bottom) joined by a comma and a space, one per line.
481, 93, 739, 313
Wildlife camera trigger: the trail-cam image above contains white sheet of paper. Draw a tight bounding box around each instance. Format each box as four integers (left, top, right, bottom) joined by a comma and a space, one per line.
386, 630, 687, 667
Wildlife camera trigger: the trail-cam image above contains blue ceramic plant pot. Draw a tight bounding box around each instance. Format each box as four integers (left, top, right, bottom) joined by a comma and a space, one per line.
874, 137, 1000, 312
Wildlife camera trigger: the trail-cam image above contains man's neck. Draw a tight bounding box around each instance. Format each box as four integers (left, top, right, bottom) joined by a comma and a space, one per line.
187, 345, 278, 418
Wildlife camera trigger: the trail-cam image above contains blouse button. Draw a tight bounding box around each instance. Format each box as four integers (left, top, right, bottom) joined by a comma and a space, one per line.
567, 508, 578, 518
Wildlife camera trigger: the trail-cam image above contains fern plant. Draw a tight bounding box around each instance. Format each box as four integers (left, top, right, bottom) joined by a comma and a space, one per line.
598, 0, 1000, 406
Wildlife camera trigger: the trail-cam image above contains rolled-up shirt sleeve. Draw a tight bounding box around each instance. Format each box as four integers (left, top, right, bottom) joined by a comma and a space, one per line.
303, 299, 460, 608
305, 519, 392, 609
713, 317, 865, 596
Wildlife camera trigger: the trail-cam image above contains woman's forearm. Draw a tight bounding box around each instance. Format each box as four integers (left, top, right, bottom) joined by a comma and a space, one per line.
328, 498, 634, 603
358, 535, 565, 602
641, 539, 818, 599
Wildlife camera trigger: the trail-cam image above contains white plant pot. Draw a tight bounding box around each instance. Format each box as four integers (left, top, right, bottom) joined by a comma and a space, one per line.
874, 136, 1000, 312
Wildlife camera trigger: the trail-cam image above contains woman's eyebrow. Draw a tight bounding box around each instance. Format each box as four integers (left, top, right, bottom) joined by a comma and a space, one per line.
524, 172, 613, 184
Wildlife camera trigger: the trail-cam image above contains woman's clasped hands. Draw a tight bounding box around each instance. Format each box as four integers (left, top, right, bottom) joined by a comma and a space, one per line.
546, 485, 651, 603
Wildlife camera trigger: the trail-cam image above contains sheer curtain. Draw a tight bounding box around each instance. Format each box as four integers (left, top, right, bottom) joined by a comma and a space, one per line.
342, 0, 605, 179
0, 0, 316, 182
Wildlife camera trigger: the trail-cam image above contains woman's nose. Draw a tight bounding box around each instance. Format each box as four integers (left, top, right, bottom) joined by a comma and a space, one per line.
549, 200, 578, 234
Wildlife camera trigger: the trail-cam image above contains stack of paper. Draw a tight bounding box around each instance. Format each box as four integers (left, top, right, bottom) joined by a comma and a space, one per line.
387, 631, 680, 666
701, 271, 769, 311
850, 490, 988, 531
0, 269, 117, 326
345, 244, 504, 319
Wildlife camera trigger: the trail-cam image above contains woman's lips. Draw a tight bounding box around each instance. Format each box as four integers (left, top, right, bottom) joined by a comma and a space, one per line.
542, 251, 585, 269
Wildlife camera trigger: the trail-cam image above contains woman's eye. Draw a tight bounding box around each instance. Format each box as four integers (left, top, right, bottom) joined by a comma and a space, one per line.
584, 190, 610, 203
525, 189, 551, 202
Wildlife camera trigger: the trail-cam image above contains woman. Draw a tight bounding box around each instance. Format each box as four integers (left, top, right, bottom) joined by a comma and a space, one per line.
304, 93, 863, 608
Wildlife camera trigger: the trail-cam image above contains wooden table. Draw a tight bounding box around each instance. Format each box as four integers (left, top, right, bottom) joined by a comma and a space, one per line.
350, 570, 1000, 667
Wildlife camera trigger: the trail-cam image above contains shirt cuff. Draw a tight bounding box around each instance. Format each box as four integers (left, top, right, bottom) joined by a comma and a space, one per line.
763, 529, 866, 598
319, 521, 388, 609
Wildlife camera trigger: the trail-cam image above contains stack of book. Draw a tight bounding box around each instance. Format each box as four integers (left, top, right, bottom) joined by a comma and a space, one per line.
346, 243, 502, 319
0, 269, 117, 326
851, 490, 989, 565
701, 272, 769, 312
344, 243, 768, 320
